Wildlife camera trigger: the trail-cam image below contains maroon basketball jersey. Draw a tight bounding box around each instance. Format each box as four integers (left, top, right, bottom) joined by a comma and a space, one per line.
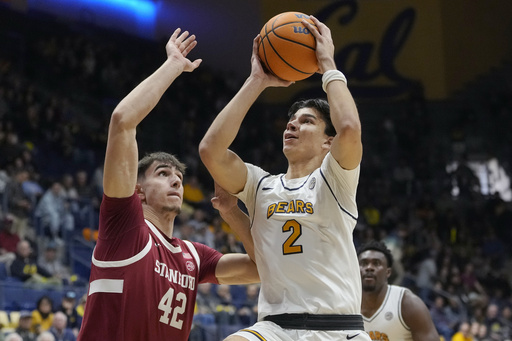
77, 194, 222, 341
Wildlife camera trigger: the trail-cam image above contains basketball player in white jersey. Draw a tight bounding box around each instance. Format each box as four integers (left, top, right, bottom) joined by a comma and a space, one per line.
358, 240, 440, 340
78, 28, 258, 341
200, 15, 370, 341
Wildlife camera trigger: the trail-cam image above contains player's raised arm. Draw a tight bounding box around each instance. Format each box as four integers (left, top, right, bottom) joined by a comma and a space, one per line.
303, 16, 362, 170
198, 36, 291, 194
104, 28, 202, 198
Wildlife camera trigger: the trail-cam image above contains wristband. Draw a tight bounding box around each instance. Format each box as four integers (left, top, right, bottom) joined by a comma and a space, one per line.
322, 70, 347, 92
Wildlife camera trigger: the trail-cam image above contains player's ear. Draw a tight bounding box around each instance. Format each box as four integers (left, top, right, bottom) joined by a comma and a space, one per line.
386, 267, 392, 278
323, 136, 333, 150
135, 184, 146, 202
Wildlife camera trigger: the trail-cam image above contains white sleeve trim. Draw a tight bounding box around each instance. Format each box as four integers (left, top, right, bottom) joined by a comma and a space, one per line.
92, 235, 153, 268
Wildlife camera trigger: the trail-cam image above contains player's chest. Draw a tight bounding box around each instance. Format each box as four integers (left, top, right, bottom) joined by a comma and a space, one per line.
149, 245, 198, 290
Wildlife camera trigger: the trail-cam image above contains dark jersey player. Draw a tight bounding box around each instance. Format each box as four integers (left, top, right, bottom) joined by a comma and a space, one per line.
77, 28, 258, 341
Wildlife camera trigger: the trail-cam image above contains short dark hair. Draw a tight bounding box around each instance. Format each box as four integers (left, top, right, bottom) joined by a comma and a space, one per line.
288, 98, 335, 137
137, 152, 186, 180
357, 240, 393, 268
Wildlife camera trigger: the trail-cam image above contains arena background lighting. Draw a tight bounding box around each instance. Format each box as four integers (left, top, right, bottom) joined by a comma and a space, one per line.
27, 0, 158, 38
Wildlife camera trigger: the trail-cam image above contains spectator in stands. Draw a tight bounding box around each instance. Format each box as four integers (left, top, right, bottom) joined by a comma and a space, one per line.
73, 170, 99, 229
10, 240, 61, 286
188, 208, 215, 248
37, 242, 70, 284
195, 283, 218, 316
31, 296, 54, 335
5, 333, 23, 341
183, 174, 207, 209
192, 283, 219, 340
0, 213, 19, 265
48, 312, 75, 341
214, 284, 238, 326
460, 263, 488, 310
34, 181, 74, 242
429, 295, 458, 340
74, 294, 86, 330
35, 332, 54, 341
451, 321, 474, 341
416, 248, 438, 304
14, 311, 36, 341
237, 284, 259, 326
56, 292, 80, 337
484, 303, 504, 337
474, 323, 490, 341
4, 169, 33, 239
60, 174, 79, 210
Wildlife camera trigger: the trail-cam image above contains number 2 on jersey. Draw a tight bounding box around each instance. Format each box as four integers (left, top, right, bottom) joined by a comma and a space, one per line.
282, 219, 303, 255
158, 287, 186, 329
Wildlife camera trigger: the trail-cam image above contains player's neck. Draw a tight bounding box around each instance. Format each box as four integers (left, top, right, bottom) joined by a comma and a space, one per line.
361, 284, 389, 316
285, 157, 323, 179
143, 208, 176, 238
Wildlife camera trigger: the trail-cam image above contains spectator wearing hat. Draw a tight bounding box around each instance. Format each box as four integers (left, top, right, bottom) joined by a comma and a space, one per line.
57, 292, 79, 337
15, 311, 36, 341
48, 312, 75, 341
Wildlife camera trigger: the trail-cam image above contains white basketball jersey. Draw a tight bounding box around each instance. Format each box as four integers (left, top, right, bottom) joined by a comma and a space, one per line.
236, 153, 362, 319
363, 285, 412, 341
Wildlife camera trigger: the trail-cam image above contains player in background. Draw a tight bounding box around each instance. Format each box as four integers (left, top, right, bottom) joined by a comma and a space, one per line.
199, 15, 370, 341
358, 240, 440, 341
77, 28, 258, 341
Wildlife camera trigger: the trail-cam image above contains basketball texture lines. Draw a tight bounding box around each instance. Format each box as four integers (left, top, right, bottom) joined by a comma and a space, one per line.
258, 12, 319, 82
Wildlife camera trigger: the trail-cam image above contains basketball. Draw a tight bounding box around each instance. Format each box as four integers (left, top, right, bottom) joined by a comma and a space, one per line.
258, 11, 318, 82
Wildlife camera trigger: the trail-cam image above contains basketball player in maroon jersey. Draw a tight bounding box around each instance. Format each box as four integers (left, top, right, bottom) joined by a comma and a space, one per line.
77, 28, 258, 341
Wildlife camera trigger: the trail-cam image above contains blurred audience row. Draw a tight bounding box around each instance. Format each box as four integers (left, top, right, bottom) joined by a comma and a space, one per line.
0, 5, 512, 340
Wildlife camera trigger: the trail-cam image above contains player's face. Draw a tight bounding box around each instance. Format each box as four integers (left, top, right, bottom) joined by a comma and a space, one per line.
141, 162, 184, 214
283, 108, 330, 160
358, 250, 391, 292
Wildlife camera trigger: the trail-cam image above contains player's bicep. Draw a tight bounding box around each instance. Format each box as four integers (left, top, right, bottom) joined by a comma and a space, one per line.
103, 127, 139, 198
330, 133, 363, 171
402, 291, 440, 341
205, 149, 248, 195
215, 254, 259, 285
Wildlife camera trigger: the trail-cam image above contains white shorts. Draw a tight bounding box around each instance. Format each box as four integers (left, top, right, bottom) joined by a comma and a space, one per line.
231, 321, 372, 341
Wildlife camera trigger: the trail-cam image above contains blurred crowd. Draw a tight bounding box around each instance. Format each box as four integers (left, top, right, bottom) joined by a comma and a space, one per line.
1, 5, 512, 341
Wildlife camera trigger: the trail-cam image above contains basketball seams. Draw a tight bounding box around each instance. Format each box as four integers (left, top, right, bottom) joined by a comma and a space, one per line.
258, 11, 318, 81
261, 35, 313, 77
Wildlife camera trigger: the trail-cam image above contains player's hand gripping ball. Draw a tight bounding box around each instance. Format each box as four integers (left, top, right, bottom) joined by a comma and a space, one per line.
258, 11, 318, 82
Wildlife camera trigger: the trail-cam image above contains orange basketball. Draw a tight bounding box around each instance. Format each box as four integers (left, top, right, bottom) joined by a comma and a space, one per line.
258, 11, 318, 81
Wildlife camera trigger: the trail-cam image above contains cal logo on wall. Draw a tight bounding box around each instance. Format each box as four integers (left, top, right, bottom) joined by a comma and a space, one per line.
260, 0, 512, 102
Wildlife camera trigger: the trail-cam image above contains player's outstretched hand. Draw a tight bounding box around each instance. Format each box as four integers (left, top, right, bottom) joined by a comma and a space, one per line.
211, 182, 238, 215
302, 16, 336, 74
166, 28, 202, 72
249, 35, 293, 88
